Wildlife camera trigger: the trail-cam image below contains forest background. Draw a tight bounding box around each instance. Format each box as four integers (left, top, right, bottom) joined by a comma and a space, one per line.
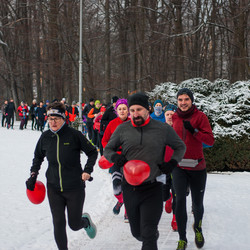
0, 0, 249, 106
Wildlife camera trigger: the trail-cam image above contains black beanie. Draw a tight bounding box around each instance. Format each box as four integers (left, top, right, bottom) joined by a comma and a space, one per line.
128, 92, 149, 110
111, 96, 119, 104
177, 88, 194, 103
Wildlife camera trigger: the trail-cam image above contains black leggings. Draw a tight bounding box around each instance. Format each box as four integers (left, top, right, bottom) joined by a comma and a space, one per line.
47, 185, 89, 250
172, 167, 207, 241
86, 121, 94, 141
122, 181, 163, 250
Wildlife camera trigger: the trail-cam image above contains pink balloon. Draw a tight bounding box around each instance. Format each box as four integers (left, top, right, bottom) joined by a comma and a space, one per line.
124, 160, 150, 186
98, 155, 114, 169
27, 180, 46, 204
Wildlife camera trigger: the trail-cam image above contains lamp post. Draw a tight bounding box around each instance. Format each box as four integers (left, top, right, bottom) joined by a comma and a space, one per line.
78, 0, 83, 131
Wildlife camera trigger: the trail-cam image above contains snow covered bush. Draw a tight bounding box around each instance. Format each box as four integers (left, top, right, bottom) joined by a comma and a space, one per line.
147, 78, 250, 139
147, 78, 250, 171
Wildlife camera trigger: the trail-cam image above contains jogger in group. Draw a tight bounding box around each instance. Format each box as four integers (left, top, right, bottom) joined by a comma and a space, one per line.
104, 92, 186, 250
26, 101, 98, 250
172, 88, 214, 250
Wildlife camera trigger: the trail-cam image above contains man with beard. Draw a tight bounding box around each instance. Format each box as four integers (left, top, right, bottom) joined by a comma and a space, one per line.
104, 92, 186, 250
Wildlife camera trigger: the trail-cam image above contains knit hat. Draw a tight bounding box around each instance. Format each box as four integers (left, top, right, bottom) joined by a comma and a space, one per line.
153, 99, 163, 107
111, 96, 119, 104
95, 100, 101, 107
72, 101, 76, 105
89, 98, 94, 102
115, 98, 128, 110
165, 104, 177, 112
177, 88, 194, 103
128, 93, 149, 110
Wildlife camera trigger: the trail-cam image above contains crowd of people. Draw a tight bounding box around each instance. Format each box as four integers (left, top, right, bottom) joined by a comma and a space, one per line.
1, 88, 214, 250
1, 98, 82, 132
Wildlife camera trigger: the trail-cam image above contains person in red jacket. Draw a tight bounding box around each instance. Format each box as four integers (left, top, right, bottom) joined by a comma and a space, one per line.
93, 106, 106, 154
17, 101, 29, 130
164, 104, 178, 232
172, 88, 214, 250
102, 98, 130, 222
66, 101, 79, 126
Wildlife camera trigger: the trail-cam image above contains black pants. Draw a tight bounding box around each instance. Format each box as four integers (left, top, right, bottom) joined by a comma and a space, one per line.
47, 185, 89, 250
92, 129, 98, 146
1, 114, 6, 127
7, 114, 14, 128
172, 167, 207, 241
98, 133, 104, 155
86, 121, 94, 141
122, 181, 163, 250
31, 114, 36, 130
37, 118, 44, 132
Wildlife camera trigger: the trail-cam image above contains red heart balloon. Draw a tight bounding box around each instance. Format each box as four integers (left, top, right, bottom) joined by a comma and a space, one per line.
26, 180, 46, 204
124, 160, 150, 186
98, 155, 114, 169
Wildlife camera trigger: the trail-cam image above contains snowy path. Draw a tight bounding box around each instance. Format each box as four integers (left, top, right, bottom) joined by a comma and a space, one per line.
0, 125, 250, 250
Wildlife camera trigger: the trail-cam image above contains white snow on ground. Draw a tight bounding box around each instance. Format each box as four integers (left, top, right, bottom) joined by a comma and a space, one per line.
0, 124, 250, 250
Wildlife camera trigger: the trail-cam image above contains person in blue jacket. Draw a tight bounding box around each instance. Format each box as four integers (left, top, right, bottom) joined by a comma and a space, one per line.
150, 100, 165, 123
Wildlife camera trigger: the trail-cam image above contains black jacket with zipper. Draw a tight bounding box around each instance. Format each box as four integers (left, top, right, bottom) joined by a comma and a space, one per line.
30, 124, 98, 191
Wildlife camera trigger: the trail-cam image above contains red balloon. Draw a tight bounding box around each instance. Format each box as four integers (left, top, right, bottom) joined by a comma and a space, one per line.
27, 180, 46, 204
98, 155, 114, 169
124, 160, 150, 186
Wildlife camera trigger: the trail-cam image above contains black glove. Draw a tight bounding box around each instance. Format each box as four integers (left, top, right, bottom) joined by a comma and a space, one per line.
26, 173, 38, 191
183, 120, 195, 134
158, 159, 178, 174
111, 154, 128, 168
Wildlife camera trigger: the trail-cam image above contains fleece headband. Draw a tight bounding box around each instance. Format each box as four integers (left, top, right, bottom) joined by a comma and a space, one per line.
47, 109, 66, 119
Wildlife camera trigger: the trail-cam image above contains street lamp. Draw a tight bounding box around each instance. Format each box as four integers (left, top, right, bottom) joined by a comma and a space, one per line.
78, 0, 83, 131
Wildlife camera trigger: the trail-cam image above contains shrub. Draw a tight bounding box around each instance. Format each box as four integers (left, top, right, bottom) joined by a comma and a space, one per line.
204, 136, 250, 172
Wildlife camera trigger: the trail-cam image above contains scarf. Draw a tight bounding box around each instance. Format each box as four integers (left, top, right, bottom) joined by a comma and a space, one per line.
176, 105, 197, 119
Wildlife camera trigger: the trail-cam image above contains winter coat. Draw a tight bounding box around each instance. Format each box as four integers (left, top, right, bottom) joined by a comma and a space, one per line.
150, 112, 165, 123
83, 104, 95, 123
17, 105, 28, 118
66, 106, 79, 122
87, 107, 100, 120
35, 106, 47, 120
172, 106, 214, 171
102, 117, 130, 149
93, 113, 103, 132
104, 118, 186, 183
5, 102, 16, 115
30, 104, 37, 117
100, 106, 117, 132
30, 124, 98, 192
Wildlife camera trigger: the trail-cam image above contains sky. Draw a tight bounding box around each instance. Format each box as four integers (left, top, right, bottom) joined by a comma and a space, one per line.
0, 124, 250, 250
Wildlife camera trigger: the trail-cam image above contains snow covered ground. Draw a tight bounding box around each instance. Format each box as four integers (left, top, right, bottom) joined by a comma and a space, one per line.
0, 123, 250, 250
